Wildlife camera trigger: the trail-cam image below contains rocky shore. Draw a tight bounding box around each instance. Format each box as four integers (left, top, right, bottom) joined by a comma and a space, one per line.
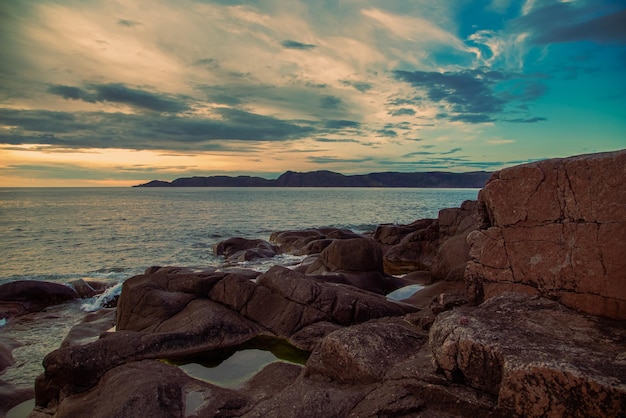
2, 150, 625, 417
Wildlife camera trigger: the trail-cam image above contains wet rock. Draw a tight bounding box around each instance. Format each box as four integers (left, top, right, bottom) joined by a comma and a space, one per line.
466, 149, 626, 320
60, 308, 116, 348
430, 292, 626, 417
0, 337, 19, 373
36, 300, 263, 406
213, 237, 278, 260
67, 278, 111, 299
0, 281, 78, 317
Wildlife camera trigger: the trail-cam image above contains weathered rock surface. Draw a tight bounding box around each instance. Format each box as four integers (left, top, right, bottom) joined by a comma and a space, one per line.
116, 266, 242, 332
430, 292, 626, 417
465, 149, 626, 320
306, 318, 427, 384
374, 200, 479, 278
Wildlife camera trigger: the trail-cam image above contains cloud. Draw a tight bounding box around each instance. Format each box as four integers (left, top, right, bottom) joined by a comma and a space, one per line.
48, 83, 189, 113
320, 96, 342, 109
315, 138, 360, 143
324, 120, 360, 129
516, 3, 626, 45
393, 68, 547, 123
117, 19, 142, 27
504, 116, 546, 123
0, 107, 316, 150
281, 40, 317, 50
394, 69, 506, 116
390, 108, 416, 117
307, 156, 374, 164
538, 9, 626, 44
403, 147, 463, 158
375, 129, 397, 137
340, 80, 373, 93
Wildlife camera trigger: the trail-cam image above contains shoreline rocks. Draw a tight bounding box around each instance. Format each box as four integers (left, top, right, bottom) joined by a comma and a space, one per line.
23, 149, 626, 417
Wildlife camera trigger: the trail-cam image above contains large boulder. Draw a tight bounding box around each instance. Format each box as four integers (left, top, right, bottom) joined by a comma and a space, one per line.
381, 220, 440, 274
116, 267, 256, 332
0, 281, 78, 317
210, 266, 415, 337
270, 228, 363, 255
301, 237, 395, 293
52, 360, 249, 418
214, 237, 279, 262
465, 150, 626, 320
430, 292, 626, 417
306, 318, 427, 384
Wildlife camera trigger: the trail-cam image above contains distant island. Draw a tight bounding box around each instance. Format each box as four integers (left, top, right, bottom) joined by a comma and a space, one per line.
134, 170, 492, 188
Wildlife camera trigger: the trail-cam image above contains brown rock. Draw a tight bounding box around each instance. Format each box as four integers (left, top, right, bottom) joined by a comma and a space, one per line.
306, 318, 427, 384
246, 266, 414, 335
49, 360, 249, 418
0, 337, 19, 373
61, 308, 116, 348
116, 268, 240, 332
467, 150, 626, 319
305, 237, 384, 274
382, 220, 440, 274
270, 228, 362, 255
242, 374, 370, 418
374, 218, 435, 246
430, 292, 626, 417
0, 281, 78, 315
0, 380, 34, 417
213, 237, 278, 259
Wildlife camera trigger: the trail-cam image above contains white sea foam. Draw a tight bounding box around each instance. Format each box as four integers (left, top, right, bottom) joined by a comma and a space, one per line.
80, 282, 124, 312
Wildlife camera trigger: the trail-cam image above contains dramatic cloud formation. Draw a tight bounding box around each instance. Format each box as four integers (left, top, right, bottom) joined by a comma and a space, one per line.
0, 0, 624, 186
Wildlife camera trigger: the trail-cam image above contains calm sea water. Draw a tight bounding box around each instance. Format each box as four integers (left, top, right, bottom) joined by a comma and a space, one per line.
0, 187, 478, 286
0, 187, 478, 393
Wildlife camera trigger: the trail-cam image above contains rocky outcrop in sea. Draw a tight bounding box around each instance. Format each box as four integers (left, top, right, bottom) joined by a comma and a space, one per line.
7, 150, 626, 417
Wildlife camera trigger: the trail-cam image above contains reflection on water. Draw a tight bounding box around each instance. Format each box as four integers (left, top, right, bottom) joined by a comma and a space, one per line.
168, 336, 309, 388
6, 398, 35, 418
386, 284, 425, 301
179, 349, 280, 388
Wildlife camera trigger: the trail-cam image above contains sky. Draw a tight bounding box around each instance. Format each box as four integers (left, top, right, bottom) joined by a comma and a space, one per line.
0, 0, 625, 186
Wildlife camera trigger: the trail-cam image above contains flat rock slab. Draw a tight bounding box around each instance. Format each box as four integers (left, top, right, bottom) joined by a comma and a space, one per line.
430, 292, 626, 417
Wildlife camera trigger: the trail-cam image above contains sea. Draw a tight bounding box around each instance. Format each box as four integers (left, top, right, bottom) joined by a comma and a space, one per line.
0, 187, 478, 411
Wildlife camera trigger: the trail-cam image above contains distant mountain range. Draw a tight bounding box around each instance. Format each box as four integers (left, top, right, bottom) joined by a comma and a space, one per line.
134, 170, 492, 188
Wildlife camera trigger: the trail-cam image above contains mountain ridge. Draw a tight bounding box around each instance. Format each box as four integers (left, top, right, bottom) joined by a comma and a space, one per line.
134, 170, 492, 188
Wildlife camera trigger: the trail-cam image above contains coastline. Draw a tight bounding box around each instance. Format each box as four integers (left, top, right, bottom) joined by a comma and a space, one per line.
2, 150, 625, 417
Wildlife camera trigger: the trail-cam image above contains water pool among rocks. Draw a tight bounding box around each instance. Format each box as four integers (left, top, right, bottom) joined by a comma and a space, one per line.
164, 336, 310, 388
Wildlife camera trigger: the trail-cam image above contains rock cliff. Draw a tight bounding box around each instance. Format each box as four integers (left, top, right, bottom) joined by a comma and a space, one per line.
465, 149, 626, 320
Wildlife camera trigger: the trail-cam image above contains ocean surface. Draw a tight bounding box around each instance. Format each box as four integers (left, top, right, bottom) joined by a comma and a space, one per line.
0, 187, 478, 398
